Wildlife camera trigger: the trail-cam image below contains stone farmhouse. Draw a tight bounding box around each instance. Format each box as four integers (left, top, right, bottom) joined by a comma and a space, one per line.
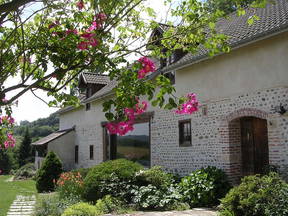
33, 0, 288, 183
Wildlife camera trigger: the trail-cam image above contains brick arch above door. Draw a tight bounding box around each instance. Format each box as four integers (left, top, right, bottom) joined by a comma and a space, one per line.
224, 108, 269, 122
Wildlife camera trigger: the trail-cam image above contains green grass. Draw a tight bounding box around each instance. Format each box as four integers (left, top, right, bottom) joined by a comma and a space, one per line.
0, 175, 37, 216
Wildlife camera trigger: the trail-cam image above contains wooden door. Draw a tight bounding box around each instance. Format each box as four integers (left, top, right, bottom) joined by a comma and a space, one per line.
240, 117, 268, 176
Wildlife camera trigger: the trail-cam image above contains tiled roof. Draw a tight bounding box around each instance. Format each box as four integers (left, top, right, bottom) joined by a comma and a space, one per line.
31, 128, 74, 145
162, 0, 288, 72
81, 72, 110, 85
83, 80, 118, 103
57, 0, 288, 114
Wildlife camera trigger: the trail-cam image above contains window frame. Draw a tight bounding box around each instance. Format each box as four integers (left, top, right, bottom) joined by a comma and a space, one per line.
89, 145, 94, 160
75, 145, 79, 164
179, 119, 192, 147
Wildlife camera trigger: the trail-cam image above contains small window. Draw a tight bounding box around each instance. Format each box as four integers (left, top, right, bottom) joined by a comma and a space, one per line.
89, 145, 94, 160
75, 145, 79, 164
179, 120, 192, 147
86, 103, 91, 111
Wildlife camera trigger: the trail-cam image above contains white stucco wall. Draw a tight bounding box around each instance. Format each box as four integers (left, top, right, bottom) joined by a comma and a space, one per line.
174, 31, 288, 102
59, 99, 108, 168
47, 131, 76, 170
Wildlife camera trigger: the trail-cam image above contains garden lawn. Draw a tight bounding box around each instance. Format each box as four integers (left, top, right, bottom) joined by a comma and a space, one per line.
0, 175, 37, 216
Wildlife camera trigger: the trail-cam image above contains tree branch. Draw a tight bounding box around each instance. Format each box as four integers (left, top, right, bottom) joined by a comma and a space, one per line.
0, 0, 35, 14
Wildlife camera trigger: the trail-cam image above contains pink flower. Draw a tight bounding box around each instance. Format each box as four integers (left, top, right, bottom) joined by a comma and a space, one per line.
89, 37, 98, 47
4, 141, 9, 149
136, 101, 148, 114
106, 122, 118, 134
8, 116, 15, 124
76, 0, 84, 10
117, 121, 133, 136
81, 33, 95, 39
137, 69, 146, 79
77, 41, 89, 50
87, 21, 99, 32
175, 93, 199, 115
95, 13, 107, 22
66, 29, 78, 35
137, 57, 156, 79
124, 108, 135, 120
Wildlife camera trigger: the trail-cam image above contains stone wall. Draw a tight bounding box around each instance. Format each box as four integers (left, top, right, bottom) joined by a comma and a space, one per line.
150, 86, 288, 183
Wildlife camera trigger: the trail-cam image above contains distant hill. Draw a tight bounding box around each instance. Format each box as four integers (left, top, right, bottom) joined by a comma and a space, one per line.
118, 135, 149, 148
14, 113, 59, 142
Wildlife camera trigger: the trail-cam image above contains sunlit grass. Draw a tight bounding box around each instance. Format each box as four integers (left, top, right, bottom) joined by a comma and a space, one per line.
0, 175, 36, 216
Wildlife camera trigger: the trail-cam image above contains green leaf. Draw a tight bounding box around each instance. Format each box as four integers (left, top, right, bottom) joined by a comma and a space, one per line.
105, 113, 114, 121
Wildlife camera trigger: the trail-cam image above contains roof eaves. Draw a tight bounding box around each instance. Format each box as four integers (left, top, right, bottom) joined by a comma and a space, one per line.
161, 25, 288, 73
31, 127, 75, 146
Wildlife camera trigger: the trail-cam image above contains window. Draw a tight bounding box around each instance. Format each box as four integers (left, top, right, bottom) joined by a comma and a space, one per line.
179, 120, 192, 147
75, 145, 79, 163
104, 122, 150, 167
86, 103, 91, 111
89, 145, 94, 160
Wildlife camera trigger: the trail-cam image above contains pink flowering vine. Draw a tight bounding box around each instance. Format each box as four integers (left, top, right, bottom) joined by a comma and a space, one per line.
137, 57, 156, 79
175, 93, 199, 114
106, 100, 148, 136
0, 98, 16, 149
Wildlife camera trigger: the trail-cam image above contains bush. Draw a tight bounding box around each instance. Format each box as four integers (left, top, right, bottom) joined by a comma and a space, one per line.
135, 166, 174, 189
95, 195, 131, 215
14, 163, 36, 180
34, 193, 81, 216
35, 151, 63, 193
72, 168, 91, 179
219, 172, 288, 216
179, 166, 231, 207
56, 171, 84, 199
61, 202, 99, 216
131, 183, 183, 210
83, 159, 143, 202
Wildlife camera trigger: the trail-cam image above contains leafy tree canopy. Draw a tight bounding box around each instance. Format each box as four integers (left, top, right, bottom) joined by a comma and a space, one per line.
0, 0, 269, 147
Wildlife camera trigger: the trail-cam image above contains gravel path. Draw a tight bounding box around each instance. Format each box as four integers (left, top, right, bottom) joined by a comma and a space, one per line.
105, 208, 217, 216
7, 195, 36, 216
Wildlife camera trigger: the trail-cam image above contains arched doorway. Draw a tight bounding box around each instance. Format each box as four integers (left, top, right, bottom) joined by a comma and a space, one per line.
240, 117, 269, 176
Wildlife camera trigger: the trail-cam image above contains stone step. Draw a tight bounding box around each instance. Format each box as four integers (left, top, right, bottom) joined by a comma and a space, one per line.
10, 206, 35, 209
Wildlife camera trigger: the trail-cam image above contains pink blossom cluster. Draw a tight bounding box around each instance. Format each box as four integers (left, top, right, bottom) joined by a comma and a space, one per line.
105, 100, 148, 136
175, 93, 199, 114
137, 57, 156, 79
2, 133, 16, 149
0, 115, 15, 125
48, 3, 107, 51
77, 33, 98, 50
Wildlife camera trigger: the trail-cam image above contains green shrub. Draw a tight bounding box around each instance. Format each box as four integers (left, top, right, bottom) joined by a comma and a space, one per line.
35, 151, 63, 193
14, 163, 36, 180
95, 195, 131, 214
179, 166, 231, 207
61, 202, 99, 216
34, 193, 81, 216
131, 184, 183, 210
83, 159, 143, 202
72, 168, 91, 179
219, 172, 288, 216
56, 171, 84, 199
135, 166, 174, 189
